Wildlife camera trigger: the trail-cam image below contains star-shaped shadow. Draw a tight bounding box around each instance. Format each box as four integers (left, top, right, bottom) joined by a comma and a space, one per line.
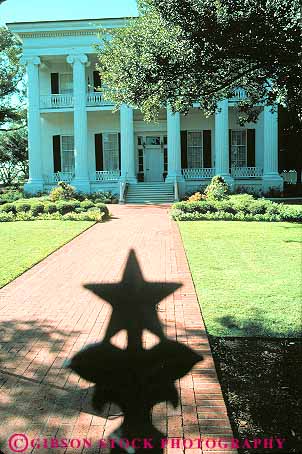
85, 250, 181, 350
68, 250, 203, 453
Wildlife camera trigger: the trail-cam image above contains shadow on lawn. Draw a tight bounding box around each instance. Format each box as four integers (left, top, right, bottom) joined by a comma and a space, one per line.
203, 314, 302, 454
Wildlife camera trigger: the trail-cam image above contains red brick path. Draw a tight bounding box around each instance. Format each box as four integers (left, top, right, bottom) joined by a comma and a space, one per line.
0, 205, 237, 454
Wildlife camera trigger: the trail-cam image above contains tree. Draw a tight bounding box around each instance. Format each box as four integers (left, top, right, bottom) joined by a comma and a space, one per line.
97, 0, 301, 123
0, 26, 25, 130
0, 128, 28, 185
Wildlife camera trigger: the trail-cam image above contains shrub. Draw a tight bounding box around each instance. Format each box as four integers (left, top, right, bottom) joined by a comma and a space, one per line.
187, 192, 204, 202
30, 202, 45, 216
0, 212, 15, 222
80, 200, 95, 210
95, 203, 109, 218
0, 189, 23, 202
16, 212, 34, 221
56, 200, 79, 215
15, 202, 31, 213
62, 210, 103, 222
204, 176, 229, 200
171, 194, 302, 223
49, 182, 76, 201
44, 203, 57, 214
0, 203, 16, 214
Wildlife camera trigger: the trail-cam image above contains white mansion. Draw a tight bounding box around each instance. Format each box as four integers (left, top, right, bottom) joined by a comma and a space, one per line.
8, 17, 283, 202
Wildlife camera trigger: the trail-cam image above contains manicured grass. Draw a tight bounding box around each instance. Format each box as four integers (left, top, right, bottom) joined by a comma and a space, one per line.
179, 221, 302, 337
0, 220, 94, 288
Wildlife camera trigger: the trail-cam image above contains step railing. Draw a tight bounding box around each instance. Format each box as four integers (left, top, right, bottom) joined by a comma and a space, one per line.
174, 179, 179, 202
119, 181, 127, 203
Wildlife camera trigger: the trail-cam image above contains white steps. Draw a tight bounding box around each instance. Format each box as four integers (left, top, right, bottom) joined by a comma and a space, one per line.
125, 182, 175, 204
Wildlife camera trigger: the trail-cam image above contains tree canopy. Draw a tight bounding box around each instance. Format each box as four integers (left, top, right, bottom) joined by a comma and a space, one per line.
97, 0, 301, 123
0, 26, 25, 130
0, 128, 28, 185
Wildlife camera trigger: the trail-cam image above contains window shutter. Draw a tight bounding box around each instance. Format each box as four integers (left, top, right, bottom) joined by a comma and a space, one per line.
95, 134, 103, 171
229, 129, 232, 168
181, 131, 188, 169
118, 133, 121, 170
53, 135, 61, 172
51, 73, 59, 94
203, 130, 212, 168
93, 71, 102, 92
247, 129, 256, 166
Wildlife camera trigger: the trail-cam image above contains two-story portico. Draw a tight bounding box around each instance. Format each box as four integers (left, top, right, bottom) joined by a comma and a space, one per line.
7, 18, 283, 202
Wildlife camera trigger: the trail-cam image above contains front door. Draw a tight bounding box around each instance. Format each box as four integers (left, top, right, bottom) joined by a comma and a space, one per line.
145, 146, 164, 182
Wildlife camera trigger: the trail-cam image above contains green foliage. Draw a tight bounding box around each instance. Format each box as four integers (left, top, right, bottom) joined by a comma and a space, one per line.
80, 199, 95, 210
171, 195, 302, 223
49, 182, 76, 202
0, 202, 16, 213
0, 128, 28, 185
15, 202, 31, 212
30, 202, 45, 216
56, 200, 80, 215
15, 212, 34, 221
62, 210, 103, 222
98, 0, 302, 124
0, 188, 23, 202
44, 203, 57, 214
0, 27, 25, 128
204, 176, 229, 200
0, 211, 14, 222
95, 202, 110, 218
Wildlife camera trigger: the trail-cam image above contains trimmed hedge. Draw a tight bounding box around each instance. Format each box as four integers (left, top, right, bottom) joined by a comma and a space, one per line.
0, 198, 109, 222
171, 195, 302, 223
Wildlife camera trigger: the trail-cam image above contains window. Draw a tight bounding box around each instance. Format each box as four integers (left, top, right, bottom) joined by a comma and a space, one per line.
61, 136, 75, 173
146, 136, 161, 146
103, 133, 119, 170
231, 130, 247, 167
60, 74, 73, 94
187, 131, 203, 168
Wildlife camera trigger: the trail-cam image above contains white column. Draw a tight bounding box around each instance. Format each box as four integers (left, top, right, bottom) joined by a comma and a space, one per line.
67, 54, 90, 192
166, 106, 183, 182
214, 99, 234, 187
21, 56, 44, 193
120, 104, 136, 183
262, 106, 283, 191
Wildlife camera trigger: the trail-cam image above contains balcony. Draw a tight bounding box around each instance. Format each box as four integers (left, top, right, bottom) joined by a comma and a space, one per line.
229, 88, 247, 103
40, 91, 114, 110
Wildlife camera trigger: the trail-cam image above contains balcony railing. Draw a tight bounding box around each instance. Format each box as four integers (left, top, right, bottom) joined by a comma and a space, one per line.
182, 168, 215, 180
40, 94, 74, 109
229, 88, 246, 102
40, 91, 114, 109
94, 170, 120, 181
231, 167, 263, 178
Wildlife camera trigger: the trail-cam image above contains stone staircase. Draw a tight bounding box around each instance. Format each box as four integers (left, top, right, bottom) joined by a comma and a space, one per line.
125, 182, 175, 204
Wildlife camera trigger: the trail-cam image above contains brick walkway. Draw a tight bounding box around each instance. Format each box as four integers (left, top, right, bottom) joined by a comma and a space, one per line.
0, 205, 236, 454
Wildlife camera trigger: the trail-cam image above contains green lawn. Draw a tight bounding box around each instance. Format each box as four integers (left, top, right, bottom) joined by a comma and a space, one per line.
179, 221, 302, 337
0, 221, 94, 288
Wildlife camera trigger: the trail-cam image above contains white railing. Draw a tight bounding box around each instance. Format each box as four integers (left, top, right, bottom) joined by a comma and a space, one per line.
40, 91, 114, 109
44, 172, 74, 183
229, 88, 247, 102
95, 170, 120, 181
182, 168, 215, 180
280, 170, 298, 185
174, 179, 179, 202
86, 91, 114, 107
40, 94, 74, 109
231, 167, 263, 178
